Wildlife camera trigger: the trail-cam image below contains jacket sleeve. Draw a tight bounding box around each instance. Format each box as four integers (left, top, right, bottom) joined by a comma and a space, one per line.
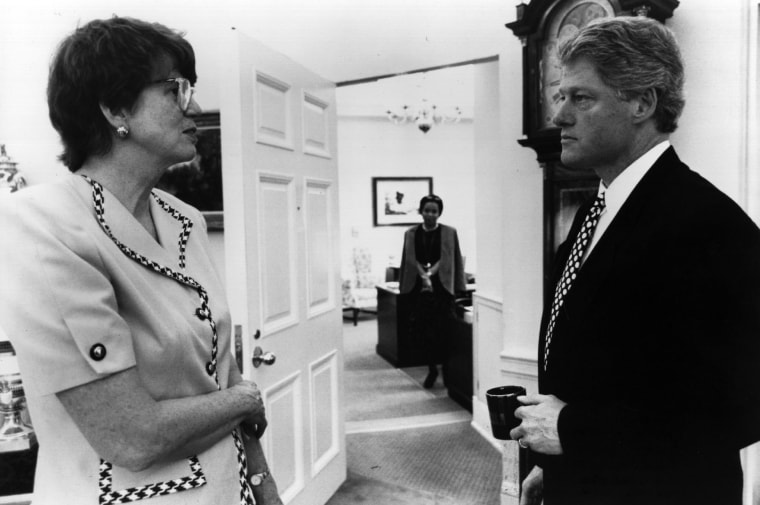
398, 228, 417, 294
0, 193, 136, 397
452, 228, 466, 293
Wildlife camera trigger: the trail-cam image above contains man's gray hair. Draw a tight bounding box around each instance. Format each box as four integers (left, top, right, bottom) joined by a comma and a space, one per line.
559, 16, 685, 133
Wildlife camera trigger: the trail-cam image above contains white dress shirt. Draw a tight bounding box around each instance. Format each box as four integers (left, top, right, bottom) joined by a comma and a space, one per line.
583, 140, 671, 262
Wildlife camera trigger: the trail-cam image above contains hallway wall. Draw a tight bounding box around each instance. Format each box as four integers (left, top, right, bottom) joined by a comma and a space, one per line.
471, 8, 543, 440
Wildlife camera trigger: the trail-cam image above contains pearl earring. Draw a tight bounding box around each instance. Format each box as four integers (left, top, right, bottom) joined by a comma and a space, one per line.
116, 126, 129, 138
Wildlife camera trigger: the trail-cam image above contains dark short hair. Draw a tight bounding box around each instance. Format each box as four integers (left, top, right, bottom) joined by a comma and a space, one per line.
418, 194, 443, 215
48, 16, 197, 171
559, 16, 684, 133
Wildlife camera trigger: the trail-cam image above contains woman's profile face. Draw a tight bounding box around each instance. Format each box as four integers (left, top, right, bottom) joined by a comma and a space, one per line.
421, 202, 441, 228
125, 59, 202, 169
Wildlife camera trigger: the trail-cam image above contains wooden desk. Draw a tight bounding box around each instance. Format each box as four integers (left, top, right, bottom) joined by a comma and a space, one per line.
0, 345, 36, 502
376, 284, 427, 367
0, 446, 37, 499
376, 283, 475, 412
443, 304, 473, 412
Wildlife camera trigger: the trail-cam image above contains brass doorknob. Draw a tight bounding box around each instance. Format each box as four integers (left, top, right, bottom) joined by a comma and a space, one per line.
252, 346, 276, 368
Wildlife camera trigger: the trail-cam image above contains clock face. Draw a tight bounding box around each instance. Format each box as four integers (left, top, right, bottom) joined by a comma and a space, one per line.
539, 0, 614, 128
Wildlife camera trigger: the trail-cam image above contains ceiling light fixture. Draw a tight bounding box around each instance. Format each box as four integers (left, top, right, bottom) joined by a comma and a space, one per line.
386, 99, 462, 133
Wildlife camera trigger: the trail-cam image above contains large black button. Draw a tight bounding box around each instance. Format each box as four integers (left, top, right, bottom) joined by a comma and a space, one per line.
90, 344, 107, 361
195, 308, 207, 320
206, 361, 216, 376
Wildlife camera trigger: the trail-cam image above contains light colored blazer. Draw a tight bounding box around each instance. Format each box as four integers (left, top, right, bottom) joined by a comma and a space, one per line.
0, 175, 243, 504
398, 223, 466, 296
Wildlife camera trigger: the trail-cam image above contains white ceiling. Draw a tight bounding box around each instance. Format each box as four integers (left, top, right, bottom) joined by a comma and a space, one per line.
9, 0, 518, 84
2, 0, 518, 138
225, 0, 517, 83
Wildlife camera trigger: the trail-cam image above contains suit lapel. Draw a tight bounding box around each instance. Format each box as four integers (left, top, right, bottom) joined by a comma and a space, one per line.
150, 195, 191, 270
72, 175, 186, 271
557, 148, 684, 328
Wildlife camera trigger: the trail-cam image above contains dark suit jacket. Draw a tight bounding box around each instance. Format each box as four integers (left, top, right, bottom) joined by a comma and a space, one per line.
398, 223, 466, 296
537, 148, 760, 505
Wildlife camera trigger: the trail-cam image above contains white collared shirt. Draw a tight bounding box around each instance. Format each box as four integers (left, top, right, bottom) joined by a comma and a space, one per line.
583, 140, 671, 262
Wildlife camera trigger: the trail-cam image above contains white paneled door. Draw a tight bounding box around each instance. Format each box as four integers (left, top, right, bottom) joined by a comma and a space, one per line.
220, 28, 344, 505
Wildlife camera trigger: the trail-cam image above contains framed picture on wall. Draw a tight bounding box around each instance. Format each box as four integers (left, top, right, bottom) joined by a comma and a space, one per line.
156, 111, 224, 230
372, 177, 433, 226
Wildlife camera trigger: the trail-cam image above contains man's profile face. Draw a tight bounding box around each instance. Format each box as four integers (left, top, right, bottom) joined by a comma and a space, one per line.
553, 57, 637, 176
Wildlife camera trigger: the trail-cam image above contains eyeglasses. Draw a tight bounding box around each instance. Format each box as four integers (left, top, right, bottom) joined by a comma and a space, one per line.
150, 77, 195, 112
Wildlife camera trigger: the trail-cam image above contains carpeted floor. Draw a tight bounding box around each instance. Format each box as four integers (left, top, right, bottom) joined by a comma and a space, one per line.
347, 421, 501, 504
326, 471, 461, 505
344, 351, 463, 424
327, 318, 501, 505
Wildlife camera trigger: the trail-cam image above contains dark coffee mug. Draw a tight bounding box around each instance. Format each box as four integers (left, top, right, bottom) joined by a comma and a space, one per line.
486, 385, 526, 440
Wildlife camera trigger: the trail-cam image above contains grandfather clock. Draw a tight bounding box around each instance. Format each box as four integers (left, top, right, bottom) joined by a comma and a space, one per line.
505, 0, 679, 298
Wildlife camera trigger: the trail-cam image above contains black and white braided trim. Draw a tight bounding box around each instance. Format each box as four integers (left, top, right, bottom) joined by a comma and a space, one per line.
152, 193, 193, 270
81, 175, 254, 504
98, 457, 206, 505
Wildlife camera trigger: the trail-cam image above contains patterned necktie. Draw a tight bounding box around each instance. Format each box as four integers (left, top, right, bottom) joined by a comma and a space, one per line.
543, 193, 606, 371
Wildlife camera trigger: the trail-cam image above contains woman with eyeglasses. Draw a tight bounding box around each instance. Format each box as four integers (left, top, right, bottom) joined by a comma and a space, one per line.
0, 17, 281, 505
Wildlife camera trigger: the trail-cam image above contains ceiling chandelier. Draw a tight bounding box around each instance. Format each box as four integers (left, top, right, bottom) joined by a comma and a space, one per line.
386, 99, 462, 133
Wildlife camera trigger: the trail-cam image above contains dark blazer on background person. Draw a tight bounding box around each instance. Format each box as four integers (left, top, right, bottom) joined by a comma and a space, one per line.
536, 147, 760, 505
398, 223, 466, 296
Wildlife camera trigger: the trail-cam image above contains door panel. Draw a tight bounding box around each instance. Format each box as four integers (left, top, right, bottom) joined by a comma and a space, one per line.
309, 351, 340, 475
305, 179, 335, 317
302, 94, 331, 157
266, 372, 304, 502
256, 72, 293, 149
221, 28, 345, 505
258, 173, 298, 332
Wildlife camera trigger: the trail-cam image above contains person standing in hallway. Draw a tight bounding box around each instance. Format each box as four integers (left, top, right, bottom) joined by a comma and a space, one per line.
508, 16, 760, 505
0, 16, 280, 504
398, 194, 466, 388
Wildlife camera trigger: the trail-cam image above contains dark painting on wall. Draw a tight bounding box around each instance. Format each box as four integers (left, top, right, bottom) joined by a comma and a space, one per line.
372, 177, 433, 226
156, 111, 224, 230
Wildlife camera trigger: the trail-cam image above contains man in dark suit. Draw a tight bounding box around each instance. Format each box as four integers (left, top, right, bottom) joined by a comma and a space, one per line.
509, 16, 760, 505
